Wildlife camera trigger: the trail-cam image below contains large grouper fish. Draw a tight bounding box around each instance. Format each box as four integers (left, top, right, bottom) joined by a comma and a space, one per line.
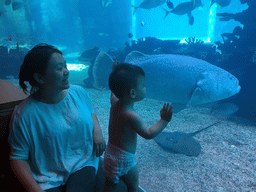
93, 51, 241, 111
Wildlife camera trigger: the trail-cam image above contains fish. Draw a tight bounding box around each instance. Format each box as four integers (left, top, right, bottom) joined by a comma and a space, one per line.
7, 35, 11, 42
101, 0, 112, 8
141, 21, 145, 26
210, 0, 231, 8
250, 51, 256, 63
78, 46, 100, 62
12, 2, 23, 11
194, 0, 203, 8
163, 0, 202, 19
188, 14, 194, 25
5, 0, 11, 6
128, 33, 134, 38
163, 2, 194, 19
154, 103, 239, 157
131, 0, 166, 15
93, 51, 240, 112
166, 0, 174, 9
98, 33, 108, 36
154, 131, 201, 156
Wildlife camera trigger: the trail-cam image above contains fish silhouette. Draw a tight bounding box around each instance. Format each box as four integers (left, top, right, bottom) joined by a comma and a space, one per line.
12, 2, 23, 11
131, 0, 166, 14
210, 0, 231, 8
154, 103, 239, 157
93, 51, 240, 112
5, 0, 11, 6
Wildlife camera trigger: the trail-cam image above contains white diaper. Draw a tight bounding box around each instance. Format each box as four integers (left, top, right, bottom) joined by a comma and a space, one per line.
103, 142, 136, 184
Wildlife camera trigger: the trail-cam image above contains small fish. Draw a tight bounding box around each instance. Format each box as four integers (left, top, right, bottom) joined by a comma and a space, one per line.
101, 0, 112, 8
98, 33, 108, 36
166, 0, 174, 9
141, 21, 145, 26
188, 14, 194, 25
6, 75, 14, 80
7, 35, 11, 42
250, 51, 256, 63
131, 0, 166, 15
128, 33, 133, 38
12, 2, 23, 11
209, 0, 231, 8
5, 0, 11, 6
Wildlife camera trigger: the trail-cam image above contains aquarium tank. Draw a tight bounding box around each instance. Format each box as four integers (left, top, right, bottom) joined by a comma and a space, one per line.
0, 0, 256, 191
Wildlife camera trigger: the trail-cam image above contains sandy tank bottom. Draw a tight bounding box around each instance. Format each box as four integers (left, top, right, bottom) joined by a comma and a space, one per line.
4, 79, 256, 191
88, 88, 256, 192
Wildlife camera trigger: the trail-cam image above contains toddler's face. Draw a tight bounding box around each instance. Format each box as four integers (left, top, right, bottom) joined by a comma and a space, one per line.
135, 76, 146, 101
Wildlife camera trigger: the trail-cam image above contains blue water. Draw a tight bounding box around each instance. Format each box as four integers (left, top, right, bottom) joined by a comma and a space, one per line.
0, 0, 256, 191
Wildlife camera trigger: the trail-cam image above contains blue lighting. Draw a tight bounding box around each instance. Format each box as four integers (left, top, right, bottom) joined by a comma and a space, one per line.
67, 64, 88, 71
131, 0, 137, 40
131, 0, 217, 43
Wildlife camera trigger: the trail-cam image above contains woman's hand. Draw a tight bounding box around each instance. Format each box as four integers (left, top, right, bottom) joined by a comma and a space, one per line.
92, 113, 106, 157
93, 132, 106, 157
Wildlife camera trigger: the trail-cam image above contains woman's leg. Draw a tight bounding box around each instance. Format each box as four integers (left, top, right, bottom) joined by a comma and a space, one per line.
65, 166, 96, 192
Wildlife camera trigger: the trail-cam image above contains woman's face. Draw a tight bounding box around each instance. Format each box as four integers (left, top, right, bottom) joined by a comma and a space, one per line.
41, 52, 70, 92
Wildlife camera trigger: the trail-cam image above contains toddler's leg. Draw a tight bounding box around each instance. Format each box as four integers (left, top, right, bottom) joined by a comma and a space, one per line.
104, 178, 117, 192
120, 165, 139, 192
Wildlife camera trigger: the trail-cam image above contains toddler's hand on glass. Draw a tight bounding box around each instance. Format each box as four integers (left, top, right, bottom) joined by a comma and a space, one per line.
160, 103, 173, 122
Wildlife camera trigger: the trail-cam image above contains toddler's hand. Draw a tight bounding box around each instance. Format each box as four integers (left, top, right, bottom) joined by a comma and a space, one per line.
160, 103, 173, 122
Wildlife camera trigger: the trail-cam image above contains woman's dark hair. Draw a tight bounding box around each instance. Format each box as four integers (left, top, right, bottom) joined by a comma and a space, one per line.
19, 43, 62, 94
108, 63, 145, 99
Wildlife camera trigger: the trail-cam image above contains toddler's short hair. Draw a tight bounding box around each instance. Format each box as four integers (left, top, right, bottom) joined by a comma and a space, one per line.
109, 63, 145, 99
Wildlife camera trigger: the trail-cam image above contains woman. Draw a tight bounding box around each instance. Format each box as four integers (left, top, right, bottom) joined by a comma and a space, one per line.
8, 43, 106, 192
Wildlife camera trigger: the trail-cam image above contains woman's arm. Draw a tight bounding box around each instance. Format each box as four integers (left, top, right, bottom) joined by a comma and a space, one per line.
92, 113, 106, 157
10, 159, 44, 192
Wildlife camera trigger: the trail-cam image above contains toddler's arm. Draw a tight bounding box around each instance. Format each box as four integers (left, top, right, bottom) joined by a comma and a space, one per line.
110, 92, 119, 106
110, 61, 119, 106
131, 103, 173, 139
